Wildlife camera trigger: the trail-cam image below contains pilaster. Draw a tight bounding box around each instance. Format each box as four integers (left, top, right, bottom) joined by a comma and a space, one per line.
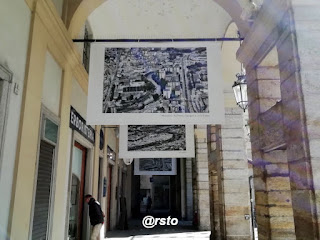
194, 125, 211, 231
9, 13, 48, 240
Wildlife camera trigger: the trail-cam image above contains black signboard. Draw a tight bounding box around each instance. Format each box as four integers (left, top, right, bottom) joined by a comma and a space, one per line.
99, 129, 104, 150
69, 106, 95, 144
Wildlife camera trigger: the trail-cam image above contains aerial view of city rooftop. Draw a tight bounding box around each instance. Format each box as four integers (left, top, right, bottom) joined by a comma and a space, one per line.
102, 47, 209, 114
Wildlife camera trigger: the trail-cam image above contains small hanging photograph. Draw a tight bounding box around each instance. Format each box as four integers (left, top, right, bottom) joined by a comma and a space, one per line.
119, 125, 195, 158
134, 158, 177, 175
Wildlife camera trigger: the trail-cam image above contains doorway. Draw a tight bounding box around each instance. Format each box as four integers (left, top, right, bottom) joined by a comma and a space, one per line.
68, 142, 87, 240
31, 113, 59, 240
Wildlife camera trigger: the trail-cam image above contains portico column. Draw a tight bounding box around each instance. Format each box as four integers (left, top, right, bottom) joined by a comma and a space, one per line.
290, 0, 320, 237
185, 158, 193, 221
194, 125, 211, 230
180, 159, 186, 220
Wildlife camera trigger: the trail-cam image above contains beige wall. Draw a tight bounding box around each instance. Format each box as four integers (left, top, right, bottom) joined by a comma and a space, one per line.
0, 0, 31, 238
222, 22, 242, 109
51, 0, 64, 17
42, 51, 62, 116
87, 0, 231, 39
71, 77, 88, 118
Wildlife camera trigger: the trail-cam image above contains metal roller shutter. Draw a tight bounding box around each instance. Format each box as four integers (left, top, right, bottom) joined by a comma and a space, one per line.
32, 140, 55, 240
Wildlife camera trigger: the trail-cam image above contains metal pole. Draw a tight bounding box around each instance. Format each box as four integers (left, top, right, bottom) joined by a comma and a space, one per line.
72, 37, 244, 43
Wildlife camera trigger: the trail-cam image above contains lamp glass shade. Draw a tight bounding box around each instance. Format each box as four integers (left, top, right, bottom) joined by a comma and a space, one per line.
232, 79, 248, 111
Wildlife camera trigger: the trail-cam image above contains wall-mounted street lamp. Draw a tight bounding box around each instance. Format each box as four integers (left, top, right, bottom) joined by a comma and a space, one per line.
232, 31, 248, 112
232, 71, 248, 112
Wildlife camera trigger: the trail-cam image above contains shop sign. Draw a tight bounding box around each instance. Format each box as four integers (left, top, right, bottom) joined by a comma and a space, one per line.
69, 106, 95, 144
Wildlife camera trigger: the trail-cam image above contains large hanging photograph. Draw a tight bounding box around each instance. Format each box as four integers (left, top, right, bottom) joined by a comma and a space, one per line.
119, 125, 195, 158
87, 42, 224, 125
134, 158, 177, 175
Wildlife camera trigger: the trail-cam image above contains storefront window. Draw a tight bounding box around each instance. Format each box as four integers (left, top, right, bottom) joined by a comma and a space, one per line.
44, 118, 58, 144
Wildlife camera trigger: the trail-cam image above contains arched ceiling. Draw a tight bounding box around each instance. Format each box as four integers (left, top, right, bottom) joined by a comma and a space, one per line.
69, 0, 257, 39
87, 0, 235, 39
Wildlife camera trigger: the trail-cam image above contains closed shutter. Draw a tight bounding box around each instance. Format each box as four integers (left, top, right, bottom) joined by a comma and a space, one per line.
32, 140, 55, 240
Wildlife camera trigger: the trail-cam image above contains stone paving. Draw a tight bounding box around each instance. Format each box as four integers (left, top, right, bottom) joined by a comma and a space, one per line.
104, 220, 210, 240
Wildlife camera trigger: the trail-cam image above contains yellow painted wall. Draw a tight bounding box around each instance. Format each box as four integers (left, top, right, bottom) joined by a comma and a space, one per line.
9, 13, 49, 239
9, 0, 92, 238
221, 22, 242, 109
42, 51, 62, 116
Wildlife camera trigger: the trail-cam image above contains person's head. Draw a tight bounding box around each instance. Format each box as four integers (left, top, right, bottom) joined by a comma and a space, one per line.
84, 194, 93, 203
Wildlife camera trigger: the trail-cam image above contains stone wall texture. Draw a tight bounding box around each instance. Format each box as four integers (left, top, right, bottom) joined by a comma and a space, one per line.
239, 0, 320, 239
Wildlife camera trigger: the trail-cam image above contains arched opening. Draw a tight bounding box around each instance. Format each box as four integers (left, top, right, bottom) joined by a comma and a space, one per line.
66, 0, 253, 39
66, 0, 257, 239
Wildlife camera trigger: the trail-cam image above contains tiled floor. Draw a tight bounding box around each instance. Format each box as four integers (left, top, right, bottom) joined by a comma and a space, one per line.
104, 220, 210, 240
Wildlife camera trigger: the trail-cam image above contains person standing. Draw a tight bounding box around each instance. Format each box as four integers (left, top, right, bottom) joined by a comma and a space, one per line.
84, 194, 105, 240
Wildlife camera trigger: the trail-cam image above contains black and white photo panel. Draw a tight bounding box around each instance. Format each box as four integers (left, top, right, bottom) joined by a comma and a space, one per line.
119, 125, 195, 158
86, 42, 225, 125
134, 158, 177, 175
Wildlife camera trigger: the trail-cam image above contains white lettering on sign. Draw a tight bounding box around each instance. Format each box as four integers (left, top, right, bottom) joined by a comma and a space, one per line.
70, 107, 95, 143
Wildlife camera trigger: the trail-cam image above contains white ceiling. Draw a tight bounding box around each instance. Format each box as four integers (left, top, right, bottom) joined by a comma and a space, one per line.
87, 0, 233, 39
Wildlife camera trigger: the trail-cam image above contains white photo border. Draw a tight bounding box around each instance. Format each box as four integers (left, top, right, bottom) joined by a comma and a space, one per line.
87, 42, 225, 125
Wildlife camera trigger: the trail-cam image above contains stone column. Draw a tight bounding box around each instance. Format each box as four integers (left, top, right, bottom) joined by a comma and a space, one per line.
208, 125, 223, 240
220, 108, 252, 240
247, 65, 296, 240
237, 0, 320, 238
185, 158, 193, 221
279, 2, 320, 238
194, 125, 211, 230
180, 159, 186, 220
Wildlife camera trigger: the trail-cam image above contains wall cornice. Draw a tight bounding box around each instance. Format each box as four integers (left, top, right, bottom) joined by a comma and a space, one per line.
32, 0, 88, 93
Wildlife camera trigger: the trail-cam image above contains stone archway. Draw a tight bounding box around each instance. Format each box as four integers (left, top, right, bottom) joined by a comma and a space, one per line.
66, 0, 320, 239
67, 0, 253, 38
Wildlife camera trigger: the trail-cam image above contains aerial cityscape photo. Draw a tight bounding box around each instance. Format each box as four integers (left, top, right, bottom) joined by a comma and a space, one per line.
127, 125, 186, 151
139, 158, 173, 172
102, 47, 209, 114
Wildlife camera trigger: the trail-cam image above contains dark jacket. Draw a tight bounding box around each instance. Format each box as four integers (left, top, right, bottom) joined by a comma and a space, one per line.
88, 198, 104, 226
